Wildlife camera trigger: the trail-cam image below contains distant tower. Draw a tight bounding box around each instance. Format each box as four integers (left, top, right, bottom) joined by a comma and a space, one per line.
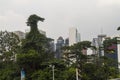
69, 27, 80, 46
98, 34, 106, 56
48, 38, 55, 53
98, 34, 106, 46
56, 36, 64, 59
92, 38, 99, 55
92, 34, 107, 57
65, 38, 69, 46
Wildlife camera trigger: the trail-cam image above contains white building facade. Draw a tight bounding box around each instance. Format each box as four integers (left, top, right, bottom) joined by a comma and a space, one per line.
69, 27, 80, 46
14, 31, 25, 40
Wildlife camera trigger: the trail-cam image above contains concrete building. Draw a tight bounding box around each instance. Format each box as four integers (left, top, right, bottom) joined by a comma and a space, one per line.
69, 27, 80, 46
92, 34, 120, 69
104, 36, 120, 69
98, 34, 106, 47
55, 36, 64, 59
65, 38, 69, 46
98, 34, 107, 56
117, 37, 120, 69
92, 34, 107, 56
39, 30, 46, 36
92, 38, 99, 55
48, 38, 55, 53
14, 31, 25, 40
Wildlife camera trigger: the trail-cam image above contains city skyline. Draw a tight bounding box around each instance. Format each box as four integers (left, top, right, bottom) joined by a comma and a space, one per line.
0, 0, 120, 41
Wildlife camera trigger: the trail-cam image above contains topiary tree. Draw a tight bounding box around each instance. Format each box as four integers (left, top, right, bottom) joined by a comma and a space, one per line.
17, 14, 55, 79
26, 14, 45, 38
21, 14, 46, 54
117, 26, 120, 31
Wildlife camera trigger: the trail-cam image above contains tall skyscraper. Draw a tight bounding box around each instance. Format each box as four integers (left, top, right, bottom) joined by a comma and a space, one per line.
98, 34, 107, 56
98, 34, 107, 47
69, 27, 80, 46
65, 38, 69, 46
92, 38, 99, 55
91, 34, 108, 65
55, 36, 64, 59
47, 38, 55, 53
92, 34, 107, 56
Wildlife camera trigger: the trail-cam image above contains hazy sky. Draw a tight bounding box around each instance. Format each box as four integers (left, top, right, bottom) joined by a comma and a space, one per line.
0, 0, 120, 41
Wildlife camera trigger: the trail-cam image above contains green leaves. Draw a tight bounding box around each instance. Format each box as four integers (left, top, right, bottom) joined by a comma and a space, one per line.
0, 62, 20, 80
15, 14, 55, 79
103, 37, 117, 54
22, 14, 48, 54
0, 31, 20, 61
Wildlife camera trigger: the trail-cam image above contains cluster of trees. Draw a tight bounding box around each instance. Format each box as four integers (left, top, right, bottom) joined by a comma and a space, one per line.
62, 40, 119, 80
0, 14, 119, 80
0, 14, 75, 80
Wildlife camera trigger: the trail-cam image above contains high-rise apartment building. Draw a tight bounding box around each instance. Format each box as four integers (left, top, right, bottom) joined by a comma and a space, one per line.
69, 27, 80, 46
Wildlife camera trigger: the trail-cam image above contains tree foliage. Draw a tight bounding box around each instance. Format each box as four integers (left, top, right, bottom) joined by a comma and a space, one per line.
17, 14, 54, 79
0, 31, 20, 61
62, 40, 119, 80
0, 15, 119, 80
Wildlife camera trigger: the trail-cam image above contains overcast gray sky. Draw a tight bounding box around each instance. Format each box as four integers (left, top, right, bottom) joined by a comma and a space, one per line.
0, 0, 120, 41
